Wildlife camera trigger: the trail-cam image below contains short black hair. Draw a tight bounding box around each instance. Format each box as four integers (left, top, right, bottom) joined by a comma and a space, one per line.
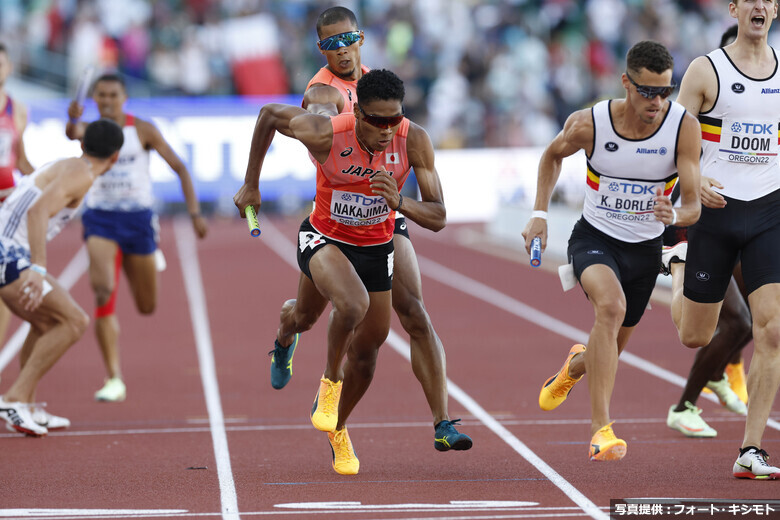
626, 41, 674, 76
83, 119, 124, 158
356, 69, 405, 105
93, 72, 126, 91
720, 24, 738, 47
316, 7, 358, 38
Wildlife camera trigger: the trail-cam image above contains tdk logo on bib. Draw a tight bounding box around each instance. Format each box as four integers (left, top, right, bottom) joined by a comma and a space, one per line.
731, 122, 773, 135
607, 181, 655, 195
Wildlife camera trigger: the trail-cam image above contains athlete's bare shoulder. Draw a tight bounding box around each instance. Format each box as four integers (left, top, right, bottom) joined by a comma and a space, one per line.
678, 55, 717, 115
561, 108, 594, 151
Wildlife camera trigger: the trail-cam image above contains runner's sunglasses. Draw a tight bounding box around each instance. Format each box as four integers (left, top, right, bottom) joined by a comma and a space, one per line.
626, 72, 676, 99
317, 31, 362, 51
358, 105, 405, 129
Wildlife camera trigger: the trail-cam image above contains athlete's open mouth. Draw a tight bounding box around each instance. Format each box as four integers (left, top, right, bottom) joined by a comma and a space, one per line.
752, 15, 765, 27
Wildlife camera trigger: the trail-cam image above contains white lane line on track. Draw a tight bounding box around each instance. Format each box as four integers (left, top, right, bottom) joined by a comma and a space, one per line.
174, 218, 240, 520
414, 255, 780, 433
0, 245, 88, 373
259, 219, 607, 520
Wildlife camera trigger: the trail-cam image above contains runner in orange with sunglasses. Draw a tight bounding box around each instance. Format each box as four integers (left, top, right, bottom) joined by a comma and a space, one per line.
265, 6, 471, 455
234, 69, 447, 475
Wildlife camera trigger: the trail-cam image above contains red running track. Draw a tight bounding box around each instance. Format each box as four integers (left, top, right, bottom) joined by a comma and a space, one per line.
0, 215, 778, 520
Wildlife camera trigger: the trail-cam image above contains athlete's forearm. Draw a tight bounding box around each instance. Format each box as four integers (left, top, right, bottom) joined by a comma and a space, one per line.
397, 199, 446, 232
533, 151, 563, 211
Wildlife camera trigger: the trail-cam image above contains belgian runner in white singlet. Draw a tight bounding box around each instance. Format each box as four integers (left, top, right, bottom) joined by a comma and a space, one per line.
523, 41, 702, 463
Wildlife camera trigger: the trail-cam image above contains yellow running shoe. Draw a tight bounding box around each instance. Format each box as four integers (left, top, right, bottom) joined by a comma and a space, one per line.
311, 377, 342, 432
327, 427, 359, 475
539, 344, 586, 411
589, 422, 627, 461
725, 361, 748, 404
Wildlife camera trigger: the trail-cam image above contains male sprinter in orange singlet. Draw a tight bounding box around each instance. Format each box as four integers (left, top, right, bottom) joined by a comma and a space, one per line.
266, 5, 471, 453
235, 69, 446, 475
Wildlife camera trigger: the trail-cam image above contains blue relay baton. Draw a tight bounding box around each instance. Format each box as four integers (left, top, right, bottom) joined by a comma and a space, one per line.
530, 236, 542, 267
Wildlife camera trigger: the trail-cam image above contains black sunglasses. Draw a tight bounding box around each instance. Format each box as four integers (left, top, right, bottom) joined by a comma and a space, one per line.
626, 71, 676, 99
358, 105, 404, 129
317, 31, 362, 51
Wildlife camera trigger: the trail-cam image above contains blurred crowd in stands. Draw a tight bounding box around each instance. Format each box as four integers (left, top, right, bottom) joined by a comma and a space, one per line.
0, 0, 771, 148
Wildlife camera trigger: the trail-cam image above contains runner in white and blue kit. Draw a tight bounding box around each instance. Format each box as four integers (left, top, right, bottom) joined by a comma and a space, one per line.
0, 119, 123, 436
66, 73, 208, 402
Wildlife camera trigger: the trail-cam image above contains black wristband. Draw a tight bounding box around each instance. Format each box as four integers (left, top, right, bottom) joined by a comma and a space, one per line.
393, 194, 403, 211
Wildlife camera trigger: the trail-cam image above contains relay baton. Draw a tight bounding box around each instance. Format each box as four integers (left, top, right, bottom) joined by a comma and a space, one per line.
74, 65, 95, 107
245, 206, 261, 237
530, 236, 542, 267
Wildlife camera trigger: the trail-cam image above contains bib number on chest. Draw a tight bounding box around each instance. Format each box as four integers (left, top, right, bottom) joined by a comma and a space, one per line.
330, 190, 390, 226
594, 175, 661, 223
719, 119, 778, 164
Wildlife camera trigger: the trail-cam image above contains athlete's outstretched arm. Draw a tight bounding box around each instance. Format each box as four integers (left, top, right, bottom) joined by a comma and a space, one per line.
22, 160, 94, 310
372, 122, 445, 232
234, 104, 333, 217
137, 119, 207, 238
522, 108, 593, 254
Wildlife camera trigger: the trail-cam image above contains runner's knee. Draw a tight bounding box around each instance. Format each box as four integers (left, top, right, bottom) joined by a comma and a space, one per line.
394, 297, 432, 337
331, 295, 369, 330
592, 298, 626, 328
679, 328, 713, 349
64, 307, 90, 341
136, 299, 156, 315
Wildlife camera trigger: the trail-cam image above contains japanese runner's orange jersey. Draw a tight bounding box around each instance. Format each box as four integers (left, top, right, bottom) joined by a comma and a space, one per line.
309, 112, 411, 246
305, 65, 370, 113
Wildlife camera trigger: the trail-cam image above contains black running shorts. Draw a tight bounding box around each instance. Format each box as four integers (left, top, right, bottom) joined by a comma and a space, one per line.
568, 217, 662, 328
685, 188, 780, 303
297, 217, 394, 292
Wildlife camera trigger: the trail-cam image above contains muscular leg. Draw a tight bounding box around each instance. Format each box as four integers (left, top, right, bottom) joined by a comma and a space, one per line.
578, 264, 629, 435
1, 279, 89, 403
392, 234, 449, 425
87, 236, 123, 380
674, 277, 753, 411
276, 273, 328, 348
336, 290, 392, 430
0, 300, 12, 346
307, 245, 371, 383
742, 283, 780, 449
123, 252, 157, 315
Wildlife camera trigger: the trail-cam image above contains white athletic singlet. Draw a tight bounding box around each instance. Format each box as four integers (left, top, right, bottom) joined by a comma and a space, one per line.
698, 48, 780, 201
0, 163, 81, 254
583, 99, 685, 243
86, 115, 152, 211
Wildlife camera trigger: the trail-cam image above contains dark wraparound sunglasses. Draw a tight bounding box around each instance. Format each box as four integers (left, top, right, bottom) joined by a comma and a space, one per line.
317, 31, 362, 51
626, 71, 676, 99
358, 105, 404, 129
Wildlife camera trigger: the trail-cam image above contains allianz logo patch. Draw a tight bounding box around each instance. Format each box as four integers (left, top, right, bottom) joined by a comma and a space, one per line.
761, 88, 780, 94
636, 147, 667, 155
